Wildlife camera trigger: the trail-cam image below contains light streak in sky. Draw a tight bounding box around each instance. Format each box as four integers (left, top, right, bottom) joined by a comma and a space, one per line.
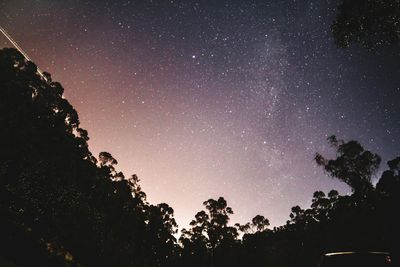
0, 25, 48, 82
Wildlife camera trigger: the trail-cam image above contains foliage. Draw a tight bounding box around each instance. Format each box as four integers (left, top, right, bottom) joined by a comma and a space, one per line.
331, 0, 400, 50
1, 48, 399, 266
315, 135, 381, 196
0, 48, 177, 266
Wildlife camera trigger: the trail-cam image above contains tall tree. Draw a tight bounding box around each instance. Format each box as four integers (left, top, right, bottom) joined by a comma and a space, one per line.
315, 135, 381, 196
179, 197, 239, 267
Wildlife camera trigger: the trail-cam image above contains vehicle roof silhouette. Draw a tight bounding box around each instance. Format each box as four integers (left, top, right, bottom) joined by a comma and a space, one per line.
320, 251, 393, 267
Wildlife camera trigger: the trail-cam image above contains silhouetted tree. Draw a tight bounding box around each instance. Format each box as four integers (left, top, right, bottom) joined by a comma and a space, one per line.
146, 203, 179, 267
0, 48, 177, 266
376, 157, 400, 197
315, 135, 381, 197
179, 197, 239, 267
376, 157, 400, 258
236, 215, 270, 235
331, 0, 400, 49
2, 47, 399, 266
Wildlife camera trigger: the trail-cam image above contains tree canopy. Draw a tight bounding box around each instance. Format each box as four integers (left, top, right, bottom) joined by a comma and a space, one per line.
331, 0, 400, 50
1, 47, 399, 266
315, 135, 381, 196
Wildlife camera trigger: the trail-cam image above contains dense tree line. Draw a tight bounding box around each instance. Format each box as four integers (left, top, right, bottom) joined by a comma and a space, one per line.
0, 48, 178, 267
1, 47, 399, 266
1, 1, 398, 265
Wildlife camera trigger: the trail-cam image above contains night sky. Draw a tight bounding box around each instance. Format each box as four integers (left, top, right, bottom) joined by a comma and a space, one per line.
1, 0, 400, 229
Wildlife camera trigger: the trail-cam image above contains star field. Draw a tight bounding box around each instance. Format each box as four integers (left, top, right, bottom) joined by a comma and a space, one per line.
1, 0, 399, 229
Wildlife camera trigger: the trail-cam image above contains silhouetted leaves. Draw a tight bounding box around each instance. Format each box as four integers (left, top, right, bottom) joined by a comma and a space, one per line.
315, 135, 381, 196
1, 47, 399, 266
0, 48, 177, 266
331, 0, 400, 50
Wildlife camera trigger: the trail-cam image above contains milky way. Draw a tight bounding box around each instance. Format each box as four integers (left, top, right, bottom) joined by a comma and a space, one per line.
1, 0, 399, 229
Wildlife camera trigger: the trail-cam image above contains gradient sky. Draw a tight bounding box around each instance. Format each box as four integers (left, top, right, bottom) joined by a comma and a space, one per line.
1, 0, 399, 230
